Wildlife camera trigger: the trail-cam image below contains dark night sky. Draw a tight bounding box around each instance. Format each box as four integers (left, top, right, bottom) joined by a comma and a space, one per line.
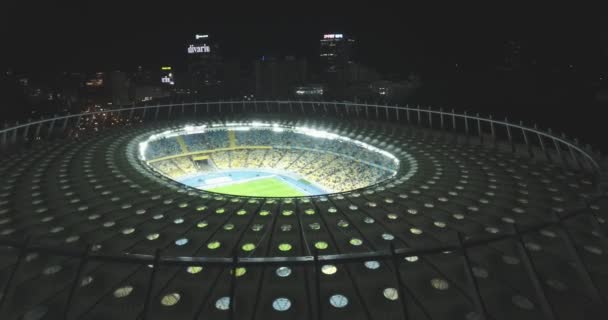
1, 3, 607, 150
1, 3, 604, 74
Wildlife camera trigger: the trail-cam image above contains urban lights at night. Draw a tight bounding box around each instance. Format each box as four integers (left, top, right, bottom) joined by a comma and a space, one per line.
2, 6, 605, 319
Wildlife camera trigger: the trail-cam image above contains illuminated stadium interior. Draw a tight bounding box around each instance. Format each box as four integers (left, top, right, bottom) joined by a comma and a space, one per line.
138, 122, 403, 197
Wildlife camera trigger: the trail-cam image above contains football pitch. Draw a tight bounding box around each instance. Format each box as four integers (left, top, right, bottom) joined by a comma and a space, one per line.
207, 176, 307, 197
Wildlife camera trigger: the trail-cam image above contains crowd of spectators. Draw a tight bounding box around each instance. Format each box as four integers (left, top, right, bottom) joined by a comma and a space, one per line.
144, 127, 396, 192
151, 157, 198, 178
147, 129, 394, 167
145, 137, 181, 159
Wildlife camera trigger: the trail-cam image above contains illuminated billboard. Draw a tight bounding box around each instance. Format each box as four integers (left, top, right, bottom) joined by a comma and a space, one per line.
187, 44, 211, 54
195, 34, 208, 39
161, 67, 174, 86
161, 74, 174, 86
323, 34, 344, 39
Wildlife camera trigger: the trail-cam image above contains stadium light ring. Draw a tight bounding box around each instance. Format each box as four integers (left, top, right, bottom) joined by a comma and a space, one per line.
135, 122, 406, 199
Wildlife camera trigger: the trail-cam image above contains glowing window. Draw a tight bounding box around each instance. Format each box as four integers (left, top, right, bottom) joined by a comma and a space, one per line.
315, 241, 328, 250
113, 286, 134, 298
175, 238, 188, 246
65, 235, 79, 243
410, 228, 422, 235
276, 266, 291, 277
161, 293, 180, 306
278, 243, 292, 252
187, 266, 203, 274
485, 227, 499, 234
383, 288, 399, 301
321, 265, 337, 275
231, 267, 247, 277
146, 233, 159, 240
349, 238, 363, 246
207, 241, 221, 249
381, 233, 394, 241
329, 294, 348, 308
242, 243, 256, 251
272, 297, 291, 311
404, 256, 418, 262
42, 265, 62, 276
80, 276, 94, 287
430, 278, 449, 290
434, 221, 446, 228
215, 297, 230, 310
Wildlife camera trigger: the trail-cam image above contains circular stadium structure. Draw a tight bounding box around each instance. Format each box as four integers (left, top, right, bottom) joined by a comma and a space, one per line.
0, 100, 606, 320
138, 122, 401, 196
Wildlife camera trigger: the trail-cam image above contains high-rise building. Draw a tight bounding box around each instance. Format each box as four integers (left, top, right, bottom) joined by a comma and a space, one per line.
160, 66, 175, 87
107, 71, 130, 106
133, 66, 156, 85
503, 40, 523, 70
343, 63, 380, 83
129, 66, 167, 102
83, 72, 108, 105
254, 56, 307, 98
186, 34, 221, 90
293, 84, 324, 99
320, 33, 355, 73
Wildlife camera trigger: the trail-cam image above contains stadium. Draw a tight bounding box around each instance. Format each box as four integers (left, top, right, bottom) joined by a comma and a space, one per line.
0, 100, 607, 320
140, 121, 401, 197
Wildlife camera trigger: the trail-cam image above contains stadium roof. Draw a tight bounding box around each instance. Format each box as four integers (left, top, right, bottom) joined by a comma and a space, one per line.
0, 101, 606, 319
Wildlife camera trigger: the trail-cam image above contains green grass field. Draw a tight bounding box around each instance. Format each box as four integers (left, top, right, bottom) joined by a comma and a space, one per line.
207, 176, 306, 197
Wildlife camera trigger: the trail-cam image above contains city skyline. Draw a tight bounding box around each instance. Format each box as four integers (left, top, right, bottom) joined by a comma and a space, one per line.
2, 4, 605, 74
2, 4, 607, 152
